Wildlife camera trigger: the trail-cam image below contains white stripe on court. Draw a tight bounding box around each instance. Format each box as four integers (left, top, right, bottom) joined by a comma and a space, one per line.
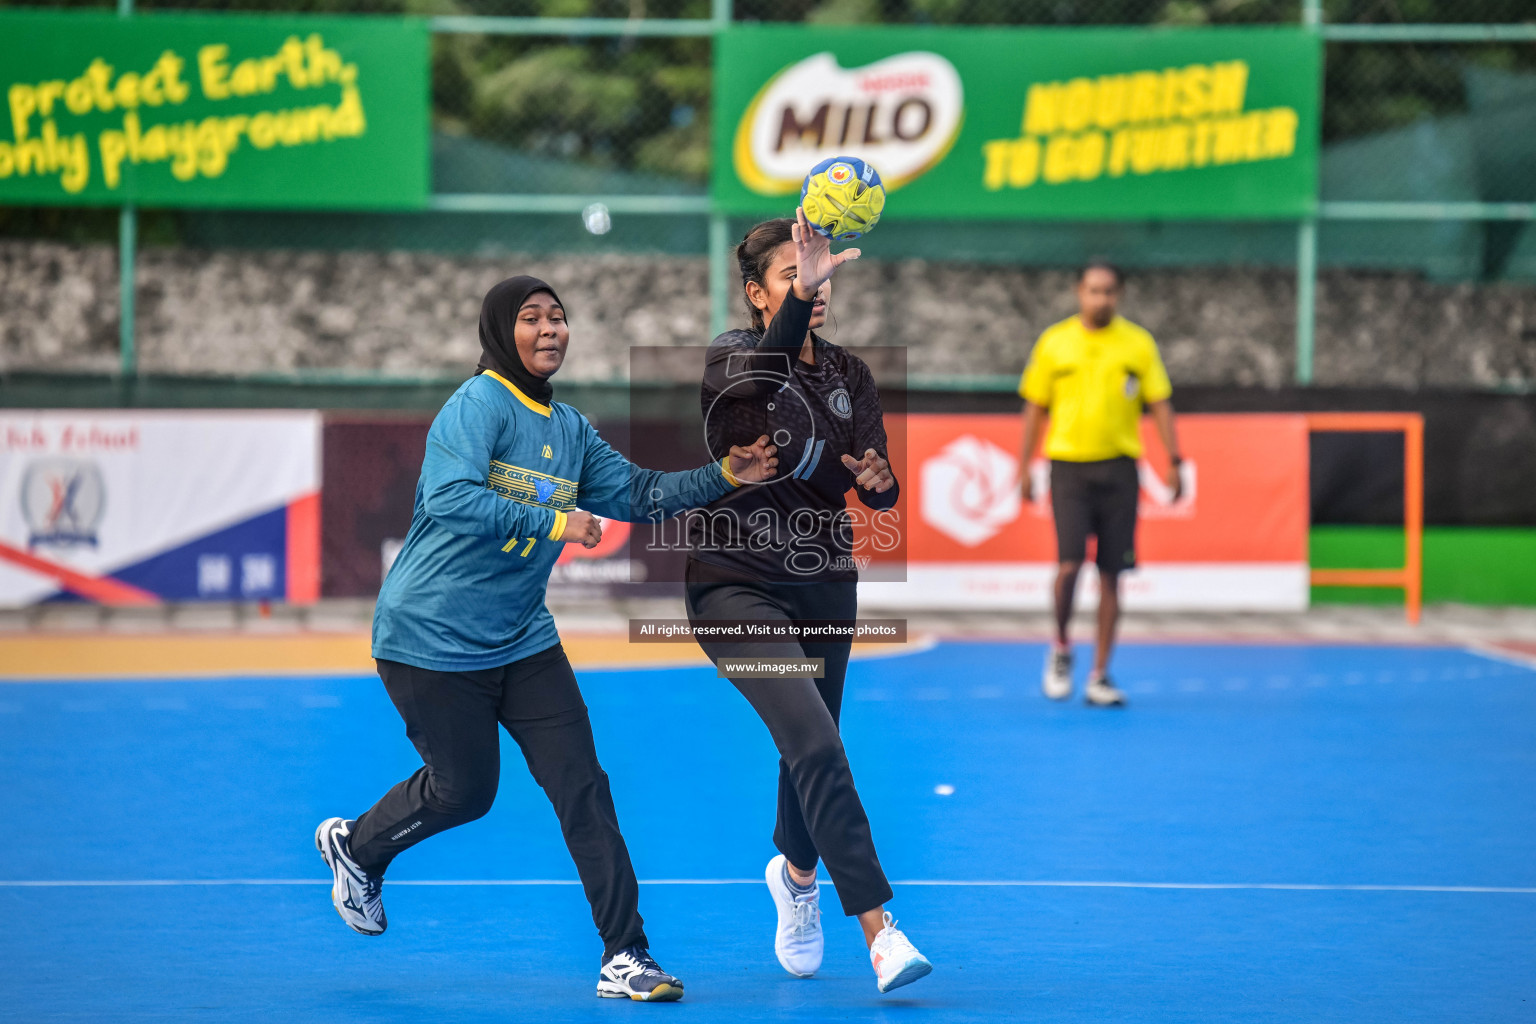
1466, 643, 1536, 672
1, 879, 1531, 893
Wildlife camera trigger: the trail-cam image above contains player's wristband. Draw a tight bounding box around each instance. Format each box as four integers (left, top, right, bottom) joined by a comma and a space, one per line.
547, 510, 568, 541
721, 456, 741, 488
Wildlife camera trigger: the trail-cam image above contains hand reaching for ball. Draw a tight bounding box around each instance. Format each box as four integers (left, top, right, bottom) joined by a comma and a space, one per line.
791, 207, 860, 303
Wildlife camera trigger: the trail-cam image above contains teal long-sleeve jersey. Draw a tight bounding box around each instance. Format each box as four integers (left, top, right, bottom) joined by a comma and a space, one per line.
373, 370, 737, 671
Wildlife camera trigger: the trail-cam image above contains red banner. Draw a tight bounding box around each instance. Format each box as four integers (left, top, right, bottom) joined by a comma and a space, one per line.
861, 413, 1309, 610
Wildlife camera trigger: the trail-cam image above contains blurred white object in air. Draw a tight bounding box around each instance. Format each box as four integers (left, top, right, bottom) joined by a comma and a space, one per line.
583, 203, 612, 236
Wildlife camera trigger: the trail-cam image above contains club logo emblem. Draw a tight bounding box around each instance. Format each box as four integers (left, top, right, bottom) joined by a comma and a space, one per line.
533, 478, 557, 503
21, 458, 106, 548
827, 387, 853, 419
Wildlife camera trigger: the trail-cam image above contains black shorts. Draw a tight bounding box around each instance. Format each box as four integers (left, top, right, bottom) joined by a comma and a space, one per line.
1050, 457, 1140, 573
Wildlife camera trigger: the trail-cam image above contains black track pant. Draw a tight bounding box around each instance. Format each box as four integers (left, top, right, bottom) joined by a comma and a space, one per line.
684, 561, 894, 917
348, 643, 646, 956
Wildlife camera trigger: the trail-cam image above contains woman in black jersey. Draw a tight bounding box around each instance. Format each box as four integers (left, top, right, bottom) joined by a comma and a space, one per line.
684, 208, 931, 995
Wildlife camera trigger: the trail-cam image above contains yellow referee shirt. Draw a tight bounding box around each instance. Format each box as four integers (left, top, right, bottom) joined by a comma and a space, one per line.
1019, 315, 1172, 462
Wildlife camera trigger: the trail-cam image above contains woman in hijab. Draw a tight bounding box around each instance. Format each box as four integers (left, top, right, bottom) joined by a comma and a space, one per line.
315, 276, 777, 1002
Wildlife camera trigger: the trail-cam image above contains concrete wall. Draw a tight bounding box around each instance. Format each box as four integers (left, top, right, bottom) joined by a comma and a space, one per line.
4, 240, 1534, 390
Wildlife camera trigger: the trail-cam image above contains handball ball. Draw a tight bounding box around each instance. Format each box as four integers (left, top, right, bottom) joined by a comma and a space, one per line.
800, 156, 885, 241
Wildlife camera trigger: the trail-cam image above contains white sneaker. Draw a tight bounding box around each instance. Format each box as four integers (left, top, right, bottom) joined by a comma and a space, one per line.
1042, 647, 1073, 700
870, 912, 932, 993
765, 854, 823, 977
1085, 675, 1127, 707
315, 817, 386, 936
596, 946, 684, 1002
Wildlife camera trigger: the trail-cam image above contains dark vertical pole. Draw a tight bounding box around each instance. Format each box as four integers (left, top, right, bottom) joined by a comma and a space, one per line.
118, 0, 136, 378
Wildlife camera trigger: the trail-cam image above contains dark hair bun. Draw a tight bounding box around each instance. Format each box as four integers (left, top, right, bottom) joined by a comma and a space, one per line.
735, 218, 796, 331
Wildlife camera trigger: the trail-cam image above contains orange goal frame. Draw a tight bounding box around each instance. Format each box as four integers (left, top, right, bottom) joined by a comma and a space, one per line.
1305, 413, 1425, 624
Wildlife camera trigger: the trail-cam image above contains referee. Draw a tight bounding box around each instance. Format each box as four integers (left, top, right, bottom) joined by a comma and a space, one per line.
1019, 262, 1182, 706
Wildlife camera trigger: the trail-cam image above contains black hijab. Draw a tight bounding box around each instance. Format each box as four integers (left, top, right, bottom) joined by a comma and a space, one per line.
475, 275, 565, 405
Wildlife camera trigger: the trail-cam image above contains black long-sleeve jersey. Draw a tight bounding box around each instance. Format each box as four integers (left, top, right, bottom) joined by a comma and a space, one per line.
689, 291, 899, 583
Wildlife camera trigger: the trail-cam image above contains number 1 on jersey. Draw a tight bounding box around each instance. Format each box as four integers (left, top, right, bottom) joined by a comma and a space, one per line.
501, 536, 537, 557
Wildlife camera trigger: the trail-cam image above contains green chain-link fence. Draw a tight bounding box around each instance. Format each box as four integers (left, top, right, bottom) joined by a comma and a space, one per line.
1, 0, 1532, 387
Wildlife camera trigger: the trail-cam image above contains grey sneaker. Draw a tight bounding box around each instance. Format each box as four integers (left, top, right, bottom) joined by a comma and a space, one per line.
1042, 648, 1073, 700
315, 817, 386, 935
1085, 675, 1127, 707
597, 947, 684, 1002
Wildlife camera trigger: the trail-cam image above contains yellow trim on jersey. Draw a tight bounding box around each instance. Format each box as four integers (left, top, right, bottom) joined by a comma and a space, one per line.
488, 460, 579, 511
721, 456, 741, 488
548, 510, 568, 541
483, 369, 552, 417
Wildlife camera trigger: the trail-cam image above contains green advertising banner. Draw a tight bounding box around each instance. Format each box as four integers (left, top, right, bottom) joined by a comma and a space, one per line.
714, 26, 1321, 220
0, 11, 428, 209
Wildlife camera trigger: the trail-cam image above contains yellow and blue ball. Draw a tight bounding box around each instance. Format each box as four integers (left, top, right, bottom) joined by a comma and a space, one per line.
800, 156, 885, 241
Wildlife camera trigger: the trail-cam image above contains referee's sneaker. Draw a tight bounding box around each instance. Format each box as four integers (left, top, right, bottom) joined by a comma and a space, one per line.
1018, 262, 1183, 706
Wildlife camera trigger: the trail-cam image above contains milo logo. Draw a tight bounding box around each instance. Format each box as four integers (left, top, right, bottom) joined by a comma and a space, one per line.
733, 50, 965, 196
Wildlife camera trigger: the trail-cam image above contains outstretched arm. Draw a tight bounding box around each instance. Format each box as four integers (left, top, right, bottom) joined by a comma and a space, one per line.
702, 207, 862, 400
700, 296, 814, 399
576, 419, 777, 523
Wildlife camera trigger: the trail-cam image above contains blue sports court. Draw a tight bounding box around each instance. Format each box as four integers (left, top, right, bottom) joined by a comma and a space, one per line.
3, 639, 1533, 1022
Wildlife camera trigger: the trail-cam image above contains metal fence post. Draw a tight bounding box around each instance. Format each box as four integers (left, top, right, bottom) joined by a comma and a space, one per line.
1296, 218, 1317, 385
707, 0, 732, 340
1295, 0, 1321, 385
709, 213, 730, 340
119, 206, 136, 377
118, 0, 136, 378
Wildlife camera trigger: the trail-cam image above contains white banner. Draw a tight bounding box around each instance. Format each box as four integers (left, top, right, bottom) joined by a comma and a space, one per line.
0, 411, 320, 607
859, 563, 1309, 612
